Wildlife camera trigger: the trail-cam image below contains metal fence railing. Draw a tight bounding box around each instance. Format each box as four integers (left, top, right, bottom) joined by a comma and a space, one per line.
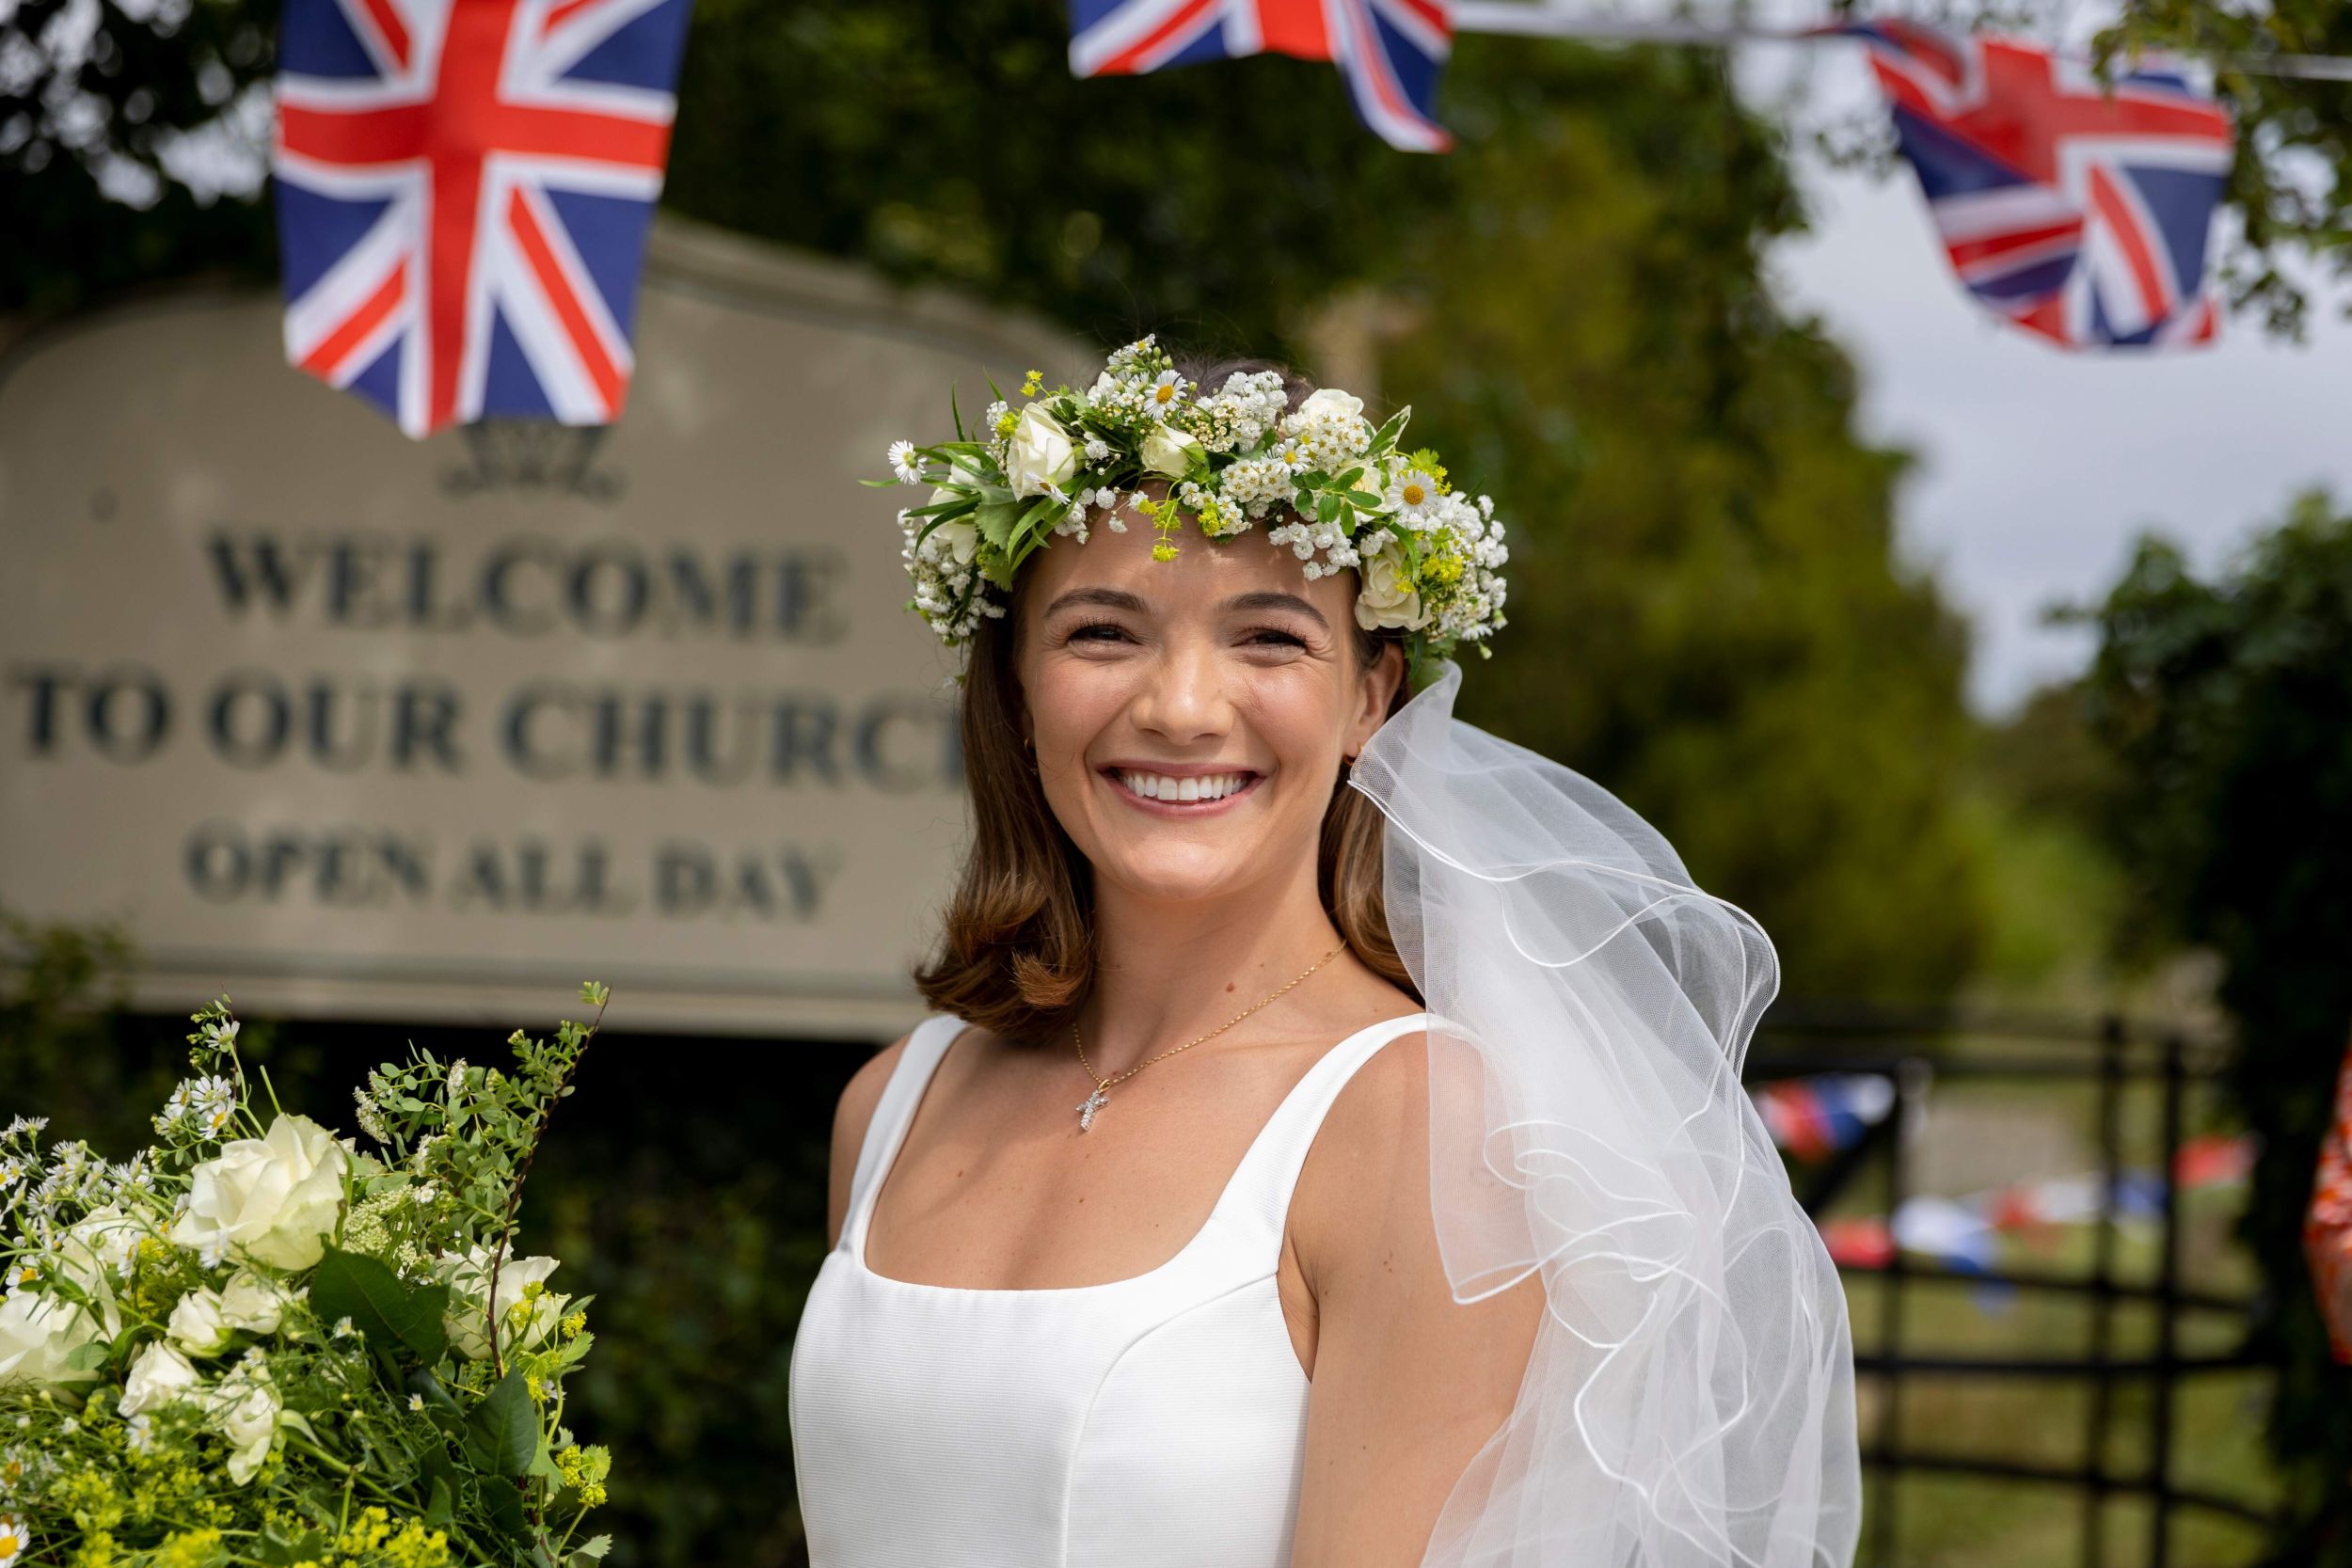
1749, 1005, 2269, 1568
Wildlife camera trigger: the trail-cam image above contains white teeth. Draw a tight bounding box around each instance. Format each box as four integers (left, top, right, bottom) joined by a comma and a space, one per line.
1117, 770, 1249, 803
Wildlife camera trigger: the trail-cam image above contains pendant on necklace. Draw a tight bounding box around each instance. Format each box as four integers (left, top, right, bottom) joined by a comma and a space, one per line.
1076, 1085, 1109, 1132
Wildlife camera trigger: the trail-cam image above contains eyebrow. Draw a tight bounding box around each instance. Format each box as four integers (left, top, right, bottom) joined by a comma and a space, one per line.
1040, 586, 1329, 629
1041, 587, 1149, 617
1221, 590, 1328, 628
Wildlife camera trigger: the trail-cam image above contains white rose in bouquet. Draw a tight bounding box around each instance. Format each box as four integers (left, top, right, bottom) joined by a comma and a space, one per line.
441, 1245, 570, 1361
167, 1286, 231, 1356
208, 1348, 306, 1485
54, 1205, 135, 1338
119, 1340, 200, 1417
217, 1268, 292, 1336
1005, 403, 1079, 499
1354, 536, 1430, 631
0, 1291, 105, 1389
61, 1206, 140, 1284
170, 1114, 348, 1270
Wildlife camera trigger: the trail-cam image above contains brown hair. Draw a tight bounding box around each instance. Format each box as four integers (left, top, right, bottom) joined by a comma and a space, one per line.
910, 356, 1420, 1046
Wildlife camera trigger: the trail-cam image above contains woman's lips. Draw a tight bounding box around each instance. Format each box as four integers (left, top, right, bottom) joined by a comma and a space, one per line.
1101, 766, 1270, 817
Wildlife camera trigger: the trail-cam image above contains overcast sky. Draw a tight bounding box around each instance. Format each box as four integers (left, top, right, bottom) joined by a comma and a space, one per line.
1723, 29, 2352, 716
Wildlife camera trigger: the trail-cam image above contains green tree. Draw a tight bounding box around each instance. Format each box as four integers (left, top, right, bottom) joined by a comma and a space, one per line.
2075, 492, 2352, 1563
1380, 48, 1983, 997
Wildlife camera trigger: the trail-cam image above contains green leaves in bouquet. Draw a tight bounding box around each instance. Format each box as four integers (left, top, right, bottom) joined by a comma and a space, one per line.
467, 1370, 541, 1478
252, 1523, 332, 1567
312, 1244, 450, 1369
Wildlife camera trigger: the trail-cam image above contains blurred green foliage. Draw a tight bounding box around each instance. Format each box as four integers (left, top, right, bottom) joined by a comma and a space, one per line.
2073, 491, 2352, 1563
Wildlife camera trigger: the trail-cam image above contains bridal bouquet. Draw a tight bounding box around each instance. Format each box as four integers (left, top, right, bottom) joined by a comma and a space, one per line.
0, 983, 615, 1568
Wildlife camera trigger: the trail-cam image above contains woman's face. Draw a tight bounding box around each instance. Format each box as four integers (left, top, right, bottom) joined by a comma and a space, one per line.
1014, 505, 1404, 907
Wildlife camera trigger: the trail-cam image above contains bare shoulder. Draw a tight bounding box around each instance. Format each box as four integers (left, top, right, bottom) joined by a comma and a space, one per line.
1287, 1020, 1437, 1291
824, 1029, 912, 1249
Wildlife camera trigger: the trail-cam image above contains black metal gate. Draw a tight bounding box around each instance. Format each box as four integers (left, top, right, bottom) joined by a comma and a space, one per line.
1751, 1005, 2273, 1568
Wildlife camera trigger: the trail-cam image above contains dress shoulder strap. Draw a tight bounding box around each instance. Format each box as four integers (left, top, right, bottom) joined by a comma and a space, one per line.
839, 1013, 963, 1254
1208, 1011, 1431, 1267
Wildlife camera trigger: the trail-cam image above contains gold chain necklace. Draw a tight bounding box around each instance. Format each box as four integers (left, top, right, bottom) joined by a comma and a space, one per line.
1071, 941, 1348, 1132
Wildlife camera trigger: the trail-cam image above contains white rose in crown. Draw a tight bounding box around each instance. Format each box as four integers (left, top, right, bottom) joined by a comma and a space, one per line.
169, 1114, 349, 1270
0, 1290, 107, 1389
1354, 537, 1429, 631
1295, 387, 1364, 423
1005, 403, 1079, 499
1141, 424, 1205, 479
119, 1340, 201, 1418
441, 1244, 570, 1361
925, 458, 989, 564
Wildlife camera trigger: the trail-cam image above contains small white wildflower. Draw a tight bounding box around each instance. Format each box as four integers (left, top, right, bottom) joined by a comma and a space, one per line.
1384, 467, 1445, 530
332, 1315, 356, 1338
887, 439, 921, 484
159, 1075, 237, 1138
407, 1393, 425, 1412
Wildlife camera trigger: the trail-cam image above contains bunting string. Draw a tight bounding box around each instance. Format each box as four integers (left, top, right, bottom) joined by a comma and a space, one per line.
1448, 4, 2352, 81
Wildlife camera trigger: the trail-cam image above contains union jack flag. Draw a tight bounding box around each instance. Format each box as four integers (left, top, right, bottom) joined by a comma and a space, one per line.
1070, 0, 1453, 152
1751, 1073, 1897, 1163
273, 0, 693, 437
1835, 22, 2233, 348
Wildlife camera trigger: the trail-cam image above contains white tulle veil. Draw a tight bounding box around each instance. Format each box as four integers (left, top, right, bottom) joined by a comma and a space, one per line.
1348, 659, 1862, 1568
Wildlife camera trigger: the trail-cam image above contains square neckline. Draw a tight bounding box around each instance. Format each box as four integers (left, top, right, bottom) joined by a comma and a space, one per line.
850, 1009, 1430, 1298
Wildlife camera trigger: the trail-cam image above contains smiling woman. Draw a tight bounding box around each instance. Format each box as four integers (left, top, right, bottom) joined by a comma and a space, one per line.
914, 477, 1416, 1038
786, 343, 1858, 1568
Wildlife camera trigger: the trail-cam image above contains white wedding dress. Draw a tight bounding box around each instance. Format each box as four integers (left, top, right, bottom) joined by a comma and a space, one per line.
788, 1008, 1434, 1567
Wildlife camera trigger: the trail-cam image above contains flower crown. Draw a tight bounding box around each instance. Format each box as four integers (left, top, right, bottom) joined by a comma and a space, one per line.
876, 336, 1509, 676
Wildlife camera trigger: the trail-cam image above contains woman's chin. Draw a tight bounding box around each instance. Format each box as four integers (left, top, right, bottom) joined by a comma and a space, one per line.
1090, 842, 1276, 907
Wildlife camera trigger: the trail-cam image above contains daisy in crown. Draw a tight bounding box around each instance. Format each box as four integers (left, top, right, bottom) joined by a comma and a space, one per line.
878, 335, 1509, 680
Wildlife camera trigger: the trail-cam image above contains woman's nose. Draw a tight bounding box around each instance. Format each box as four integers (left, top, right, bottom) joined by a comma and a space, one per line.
1130, 635, 1233, 743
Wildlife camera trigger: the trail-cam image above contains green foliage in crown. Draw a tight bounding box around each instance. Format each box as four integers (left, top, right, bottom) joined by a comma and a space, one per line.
875, 336, 1509, 678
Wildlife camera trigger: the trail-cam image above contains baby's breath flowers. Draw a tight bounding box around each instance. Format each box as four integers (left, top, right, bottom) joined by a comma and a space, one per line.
0, 982, 621, 1568
875, 335, 1509, 682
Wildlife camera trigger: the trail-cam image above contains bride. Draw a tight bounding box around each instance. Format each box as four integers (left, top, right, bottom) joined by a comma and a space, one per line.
788, 340, 1860, 1568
